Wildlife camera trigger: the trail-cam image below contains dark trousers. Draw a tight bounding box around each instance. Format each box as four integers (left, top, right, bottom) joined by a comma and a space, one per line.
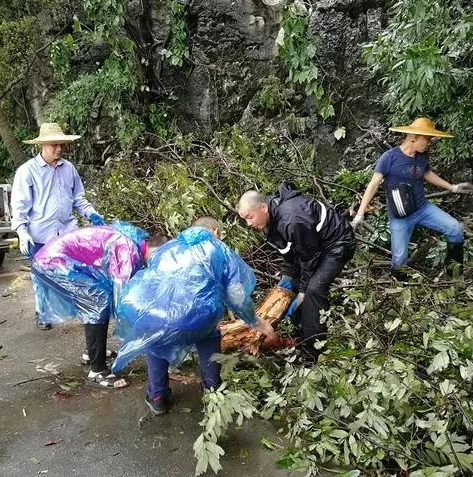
30, 242, 44, 258
146, 334, 222, 399
84, 323, 110, 372
293, 243, 355, 349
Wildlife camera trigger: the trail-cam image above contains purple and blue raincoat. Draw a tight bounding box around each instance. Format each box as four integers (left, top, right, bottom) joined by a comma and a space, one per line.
32, 221, 148, 325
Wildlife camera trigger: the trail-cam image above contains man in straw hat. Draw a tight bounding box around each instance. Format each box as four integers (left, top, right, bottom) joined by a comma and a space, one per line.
11, 123, 106, 330
351, 117, 471, 275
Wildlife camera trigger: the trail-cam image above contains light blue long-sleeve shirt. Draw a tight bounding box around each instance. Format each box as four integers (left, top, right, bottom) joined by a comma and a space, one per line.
11, 154, 99, 244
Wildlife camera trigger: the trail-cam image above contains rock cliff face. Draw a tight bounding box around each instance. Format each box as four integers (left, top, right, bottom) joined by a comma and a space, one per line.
307, 0, 389, 170
167, 0, 283, 132
160, 0, 388, 171
27, 0, 389, 170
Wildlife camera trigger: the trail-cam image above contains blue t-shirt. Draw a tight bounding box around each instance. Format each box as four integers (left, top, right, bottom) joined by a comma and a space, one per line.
374, 146, 430, 217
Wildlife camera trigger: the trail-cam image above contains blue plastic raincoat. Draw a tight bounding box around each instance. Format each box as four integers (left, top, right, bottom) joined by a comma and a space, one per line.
112, 226, 258, 371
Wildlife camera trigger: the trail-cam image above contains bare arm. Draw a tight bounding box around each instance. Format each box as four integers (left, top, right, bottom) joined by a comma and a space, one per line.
355, 172, 384, 216
423, 170, 454, 191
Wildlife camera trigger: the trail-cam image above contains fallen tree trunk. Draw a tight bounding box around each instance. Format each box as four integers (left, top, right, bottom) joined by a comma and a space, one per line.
221, 286, 294, 354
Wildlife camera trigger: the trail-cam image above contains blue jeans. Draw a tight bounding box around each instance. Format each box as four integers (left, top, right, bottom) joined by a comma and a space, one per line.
29, 242, 45, 318
389, 202, 463, 268
146, 333, 222, 399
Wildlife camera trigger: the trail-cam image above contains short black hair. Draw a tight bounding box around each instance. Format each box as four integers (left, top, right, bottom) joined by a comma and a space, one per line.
146, 234, 168, 247
193, 216, 220, 231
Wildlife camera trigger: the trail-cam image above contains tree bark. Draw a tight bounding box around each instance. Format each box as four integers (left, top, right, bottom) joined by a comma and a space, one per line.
0, 104, 25, 169
221, 286, 294, 354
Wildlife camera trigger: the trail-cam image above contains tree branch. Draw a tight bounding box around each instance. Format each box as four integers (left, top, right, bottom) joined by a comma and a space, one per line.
0, 16, 75, 100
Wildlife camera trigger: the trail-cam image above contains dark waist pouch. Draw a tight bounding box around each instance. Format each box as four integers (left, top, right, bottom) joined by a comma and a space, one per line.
387, 182, 417, 218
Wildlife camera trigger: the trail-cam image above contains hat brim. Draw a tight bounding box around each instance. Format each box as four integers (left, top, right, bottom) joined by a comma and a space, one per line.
388, 126, 454, 138
23, 134, 81, 145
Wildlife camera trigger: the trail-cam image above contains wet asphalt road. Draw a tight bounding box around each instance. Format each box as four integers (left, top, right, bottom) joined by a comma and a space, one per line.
0, 252, 296, 477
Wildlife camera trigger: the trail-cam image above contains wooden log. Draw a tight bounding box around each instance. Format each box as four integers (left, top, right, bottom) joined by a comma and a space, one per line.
221, 286, 295, 354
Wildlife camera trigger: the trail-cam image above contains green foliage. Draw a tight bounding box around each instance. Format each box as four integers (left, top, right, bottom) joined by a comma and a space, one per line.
49, 33, 79, 83
426, 238, 473, 269
214, 124, 315, 194
0, 141, 15, 182
89, 161, 212, 235
276, 318, 295, 339
254, 76, 294, 115
148, 104, 180, 142
47, 0, 141, 154
115, 111, 145, 151
194, 383, 257, 475
0, 0, 61, 88
200, 276, 473, 476
330, 168, 371, 207
0, 16, 36, 89
49, 55, 141, 148
161, 0, 189, 67
364, 0, 473, 165
364, 209, 390, 247
83, 0, 127, 41
278, 1, 334, 120
87, 158, 261, 255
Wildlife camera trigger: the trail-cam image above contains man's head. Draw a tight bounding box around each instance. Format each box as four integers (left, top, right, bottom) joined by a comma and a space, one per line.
41, 143, 67, 164
23, 123, 81, 165
143, 234, 168, 262
389, 117, 453, 154
236, 191, 269, 230
193, 216, 221, 239
405, 134, 433, 154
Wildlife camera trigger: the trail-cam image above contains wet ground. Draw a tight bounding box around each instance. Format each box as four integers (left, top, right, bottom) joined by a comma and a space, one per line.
0, 252, 296, 477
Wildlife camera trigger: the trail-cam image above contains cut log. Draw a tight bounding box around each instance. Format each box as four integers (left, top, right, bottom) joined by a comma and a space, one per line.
221, 286, 294, 354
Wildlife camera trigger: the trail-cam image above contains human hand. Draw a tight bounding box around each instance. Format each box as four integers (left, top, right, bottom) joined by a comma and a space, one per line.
350, 214, 364, 230
451, 182, 473, 194
17, 228, 34, 255
255, 317, 276, 340
286, 292, 305, 317
89, 213, 106, 226
277, 275, 293, 291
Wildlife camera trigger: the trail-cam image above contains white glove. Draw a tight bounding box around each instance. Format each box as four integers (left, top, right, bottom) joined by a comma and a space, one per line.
17, 228, 34, 255
451, 182, 473, 193
351, 214, 364, 230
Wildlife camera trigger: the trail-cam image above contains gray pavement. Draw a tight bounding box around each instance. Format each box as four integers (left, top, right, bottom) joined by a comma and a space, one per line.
0, 252, 296, 477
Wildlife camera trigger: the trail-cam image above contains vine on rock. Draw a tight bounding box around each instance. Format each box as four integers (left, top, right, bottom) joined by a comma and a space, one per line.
278, 1, 334, 120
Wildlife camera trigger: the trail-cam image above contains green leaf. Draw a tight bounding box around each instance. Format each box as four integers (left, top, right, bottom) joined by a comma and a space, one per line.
339, 471, 361, 477
334, 126, 346, 140
260, 436, 278, 451
385, 317, 402, 332
330, 429, 348, 439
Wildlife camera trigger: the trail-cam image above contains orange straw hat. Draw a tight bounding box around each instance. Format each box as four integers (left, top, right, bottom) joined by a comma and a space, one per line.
389, 117, 454, 138
23, 123, 81, 144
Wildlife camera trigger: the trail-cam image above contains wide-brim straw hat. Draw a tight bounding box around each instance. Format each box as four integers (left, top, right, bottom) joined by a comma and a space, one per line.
389, 117, 454, 138
23, 123, 81, 144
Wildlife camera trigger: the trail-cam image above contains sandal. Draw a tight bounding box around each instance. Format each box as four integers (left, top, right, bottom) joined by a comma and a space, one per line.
81, 349, 117, 366
86, 369, 128, 389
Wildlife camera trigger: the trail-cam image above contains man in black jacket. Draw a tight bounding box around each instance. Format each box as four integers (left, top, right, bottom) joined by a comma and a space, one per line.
237, 181, 356, 356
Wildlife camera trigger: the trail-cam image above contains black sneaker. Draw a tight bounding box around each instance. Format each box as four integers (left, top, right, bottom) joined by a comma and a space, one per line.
145, 394, 168, 416
36, 313, 51, 331
37, 322, 52, 330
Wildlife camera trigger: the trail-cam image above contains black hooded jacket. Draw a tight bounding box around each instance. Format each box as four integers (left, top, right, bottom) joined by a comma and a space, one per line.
266, 181, 355, 292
